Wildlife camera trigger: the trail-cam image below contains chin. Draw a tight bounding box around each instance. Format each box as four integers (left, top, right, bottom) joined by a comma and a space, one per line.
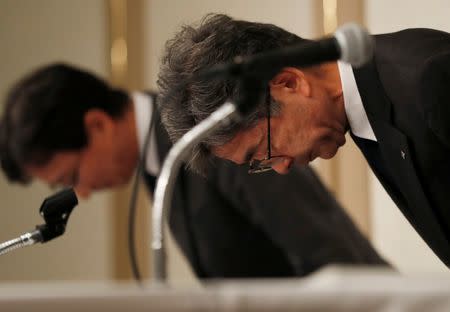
294, 154, 312, 166
321, 151, 337, 159
116, 178, 130, 187
118, 170, 135, 185
318, 144, 340, 160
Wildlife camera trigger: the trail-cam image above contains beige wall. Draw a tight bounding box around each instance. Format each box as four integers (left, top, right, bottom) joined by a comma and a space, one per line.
366, 0, 450, 33
365, 0, 450, 273
0, 0, 114, 281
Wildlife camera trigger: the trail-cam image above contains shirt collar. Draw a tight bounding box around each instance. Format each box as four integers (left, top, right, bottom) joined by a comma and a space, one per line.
338, 61, 377, 142
132, 92, 160, 175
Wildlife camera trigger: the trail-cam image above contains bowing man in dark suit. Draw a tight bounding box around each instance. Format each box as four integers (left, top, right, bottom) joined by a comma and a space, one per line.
157, 14, 450, 267
351, 28, 450, 267
0, 63, 388, 279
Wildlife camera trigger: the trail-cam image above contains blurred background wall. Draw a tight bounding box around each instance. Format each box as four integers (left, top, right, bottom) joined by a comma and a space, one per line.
0, 0, 449, 284
0, 0, 113, 280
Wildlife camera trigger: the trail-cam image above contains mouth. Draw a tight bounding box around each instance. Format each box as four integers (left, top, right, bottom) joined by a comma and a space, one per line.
294, 153, 312, 166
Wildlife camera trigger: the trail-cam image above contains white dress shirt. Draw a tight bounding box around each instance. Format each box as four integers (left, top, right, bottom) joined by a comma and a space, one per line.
132, 92, 160, 176
338, 61, 377, 142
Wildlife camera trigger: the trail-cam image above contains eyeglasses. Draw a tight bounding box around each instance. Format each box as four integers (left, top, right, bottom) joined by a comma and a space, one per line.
248, 102, 284, 174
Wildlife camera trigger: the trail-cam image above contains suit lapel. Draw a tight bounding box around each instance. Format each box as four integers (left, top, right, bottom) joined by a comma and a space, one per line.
353, 63, 450, 260
349, 132, 408, 214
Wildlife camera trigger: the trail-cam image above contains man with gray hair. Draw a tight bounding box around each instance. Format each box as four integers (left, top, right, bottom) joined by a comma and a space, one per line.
158, 13, 450, 267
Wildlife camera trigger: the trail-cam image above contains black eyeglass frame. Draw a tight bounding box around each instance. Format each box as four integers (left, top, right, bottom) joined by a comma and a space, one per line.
248, 101, 284, 174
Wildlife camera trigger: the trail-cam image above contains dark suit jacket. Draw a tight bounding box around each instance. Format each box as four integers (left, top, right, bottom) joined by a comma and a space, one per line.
144, 105, 387, 278
353, 28, 450, 267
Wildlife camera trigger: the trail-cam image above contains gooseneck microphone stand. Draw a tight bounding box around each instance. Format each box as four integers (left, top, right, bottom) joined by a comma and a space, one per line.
151, 76, 266, 283
0, 188, 78, 256
151, 101, 239, 282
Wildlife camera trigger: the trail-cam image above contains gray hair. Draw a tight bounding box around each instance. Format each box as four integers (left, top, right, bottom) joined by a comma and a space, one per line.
157, 14, 307, 174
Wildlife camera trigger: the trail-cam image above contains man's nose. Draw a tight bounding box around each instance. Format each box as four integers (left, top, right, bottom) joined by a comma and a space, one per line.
74, 186, 91, 199
271, 157, 293, 174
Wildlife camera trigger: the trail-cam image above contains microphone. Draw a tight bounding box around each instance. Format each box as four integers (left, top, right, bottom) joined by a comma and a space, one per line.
198, 23, 374, 81
333, 23, 374, 67
0, 188, 78, 256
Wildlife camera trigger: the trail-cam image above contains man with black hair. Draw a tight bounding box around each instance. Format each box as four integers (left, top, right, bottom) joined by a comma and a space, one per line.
158, 13, 450, 267
1, 63, 387, 278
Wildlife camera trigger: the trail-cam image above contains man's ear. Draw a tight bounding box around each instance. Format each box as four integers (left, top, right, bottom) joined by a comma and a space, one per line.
269, 67, 311, 98
83, 109, 114, 141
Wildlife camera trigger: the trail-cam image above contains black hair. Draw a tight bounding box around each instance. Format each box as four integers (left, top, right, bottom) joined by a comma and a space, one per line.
0, 63, 130, 183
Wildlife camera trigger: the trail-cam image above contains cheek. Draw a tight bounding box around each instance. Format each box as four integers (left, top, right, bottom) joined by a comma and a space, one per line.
110, 146, 136, 182
78, 158, 101, 182
81, 157, 120, 188
95, 142, 120, 171
100, 155, 122, 178
79, 149, 111, 180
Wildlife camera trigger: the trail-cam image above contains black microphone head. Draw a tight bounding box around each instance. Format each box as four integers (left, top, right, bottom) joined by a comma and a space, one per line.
334, 23, 374, 68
